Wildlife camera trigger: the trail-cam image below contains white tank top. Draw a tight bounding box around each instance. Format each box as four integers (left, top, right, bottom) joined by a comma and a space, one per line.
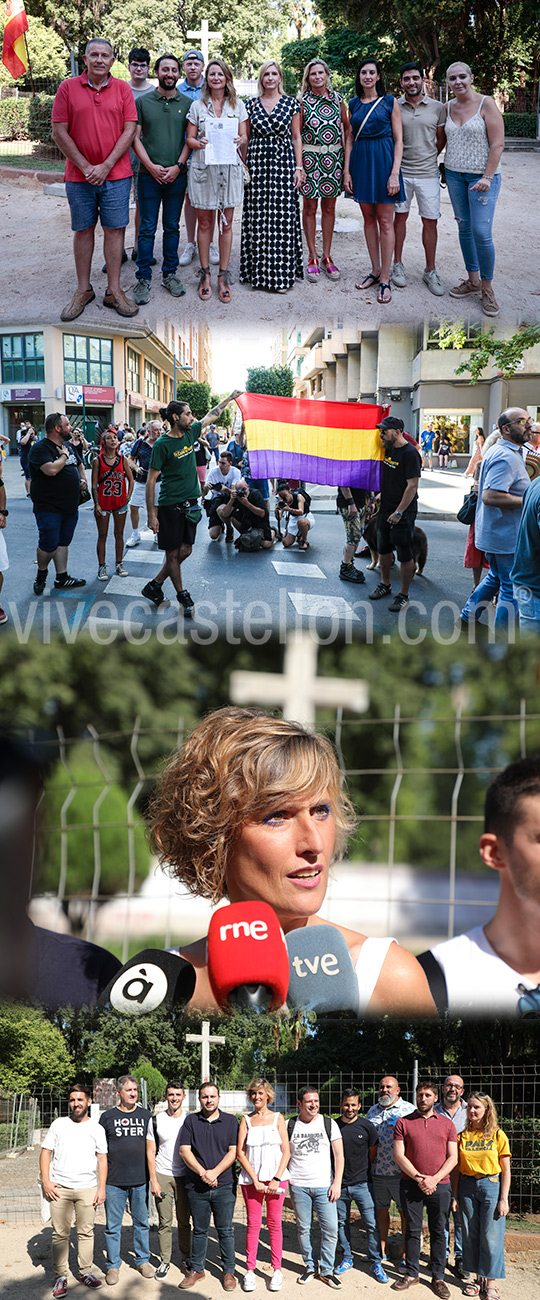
444, 97, 500, 175
238, 1112, 288, 1184
355, 936, 395, 1014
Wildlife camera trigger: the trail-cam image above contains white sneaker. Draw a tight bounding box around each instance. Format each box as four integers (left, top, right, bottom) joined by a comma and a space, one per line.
179, 242, 195, 266
126, 532, 140, 547
116, 562, 128, 576
391, 261, 407, 288
98, 563, 109, 581
423, 268, 444, 296
269, 1272, 283, 1292
209, 241, 220, 264
243, 1272, 256, 1292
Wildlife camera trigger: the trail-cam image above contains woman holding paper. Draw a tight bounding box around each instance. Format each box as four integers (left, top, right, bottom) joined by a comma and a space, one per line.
185, 58, 248, 303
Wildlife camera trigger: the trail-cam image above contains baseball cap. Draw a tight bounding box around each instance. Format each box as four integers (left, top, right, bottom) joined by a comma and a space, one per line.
183, 49, 204, 62
377, 416, 404, 431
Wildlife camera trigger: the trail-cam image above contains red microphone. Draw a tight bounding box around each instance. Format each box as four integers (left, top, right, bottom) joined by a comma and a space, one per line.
207, 901, 289, 1011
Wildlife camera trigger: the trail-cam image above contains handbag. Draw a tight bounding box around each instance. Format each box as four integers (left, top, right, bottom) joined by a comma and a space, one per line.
79, 483, 92, 505
456, 489, 477, 526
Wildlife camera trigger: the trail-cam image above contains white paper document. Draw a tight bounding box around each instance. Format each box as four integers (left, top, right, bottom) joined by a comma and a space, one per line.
204, 117, 239, 165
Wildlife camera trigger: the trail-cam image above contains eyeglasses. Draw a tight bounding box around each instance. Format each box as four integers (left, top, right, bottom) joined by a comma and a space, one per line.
130, 62, 149, 69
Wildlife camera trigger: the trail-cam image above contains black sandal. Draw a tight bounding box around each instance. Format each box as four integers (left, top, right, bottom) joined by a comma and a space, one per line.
197, 267, 211, 300
377, 281, 392, 304
356, 272, 380, 290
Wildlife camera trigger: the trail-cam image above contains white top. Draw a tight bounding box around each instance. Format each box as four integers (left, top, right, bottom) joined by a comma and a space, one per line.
355, 937, 395, 1014
430, 924, 536, 1016
154, 1109, 188, 1177
238, 1112, 287, 1184
42, 1116, 107, 1188
444, 98, 501, 176
288, 1114, 341, 1186
206, 464, 241, 493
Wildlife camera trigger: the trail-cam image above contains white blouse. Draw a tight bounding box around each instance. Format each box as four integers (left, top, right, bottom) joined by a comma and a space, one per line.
238, 1112, 288, 1185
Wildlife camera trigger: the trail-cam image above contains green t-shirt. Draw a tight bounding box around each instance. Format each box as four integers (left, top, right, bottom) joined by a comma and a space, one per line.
150, 422, 201, 506
137, 88, 192, 171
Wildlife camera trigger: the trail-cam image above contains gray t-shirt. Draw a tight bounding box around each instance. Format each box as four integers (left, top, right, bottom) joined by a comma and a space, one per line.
399, 95, 445, 178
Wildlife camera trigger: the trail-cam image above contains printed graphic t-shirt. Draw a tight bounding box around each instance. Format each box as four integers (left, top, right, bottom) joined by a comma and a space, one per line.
150, 423, 201, 505
99, 1105, 153, 1186
288, 1115, 341, 1186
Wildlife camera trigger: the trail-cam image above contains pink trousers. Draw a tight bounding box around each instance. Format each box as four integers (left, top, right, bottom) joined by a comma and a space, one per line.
241, 1181, 287, 1270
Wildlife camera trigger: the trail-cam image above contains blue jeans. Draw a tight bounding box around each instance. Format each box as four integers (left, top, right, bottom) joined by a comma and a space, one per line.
187, 1185, 236, 1274
514, 584, 540, 634
461, 551, 518, 632
337, 1183, 383, 1265
444, 1203, 463, 1261
458, 1175, 506, 1279
445, 169, 501, 281
137, 169, 187, 280
289, 1185, 338, 1276
104, 1183, 150, 1270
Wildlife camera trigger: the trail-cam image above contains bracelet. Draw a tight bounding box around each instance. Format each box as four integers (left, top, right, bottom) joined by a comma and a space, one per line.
295, 165, 304, 171
0, 508, 8, 517
481, 176, 493, 184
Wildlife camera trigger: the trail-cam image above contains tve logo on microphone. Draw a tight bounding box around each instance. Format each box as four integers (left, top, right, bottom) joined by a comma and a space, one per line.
208, 901, 289, 1011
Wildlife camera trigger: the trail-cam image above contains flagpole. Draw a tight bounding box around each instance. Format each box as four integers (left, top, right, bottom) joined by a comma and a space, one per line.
23, 29, 35, 95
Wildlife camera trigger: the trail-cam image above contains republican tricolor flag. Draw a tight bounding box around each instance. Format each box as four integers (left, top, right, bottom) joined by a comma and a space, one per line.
2, 0, 28, 80
236, 392, 389, 491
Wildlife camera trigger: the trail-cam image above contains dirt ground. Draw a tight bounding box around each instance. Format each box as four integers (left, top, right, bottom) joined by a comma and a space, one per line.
1, 152, 539, 328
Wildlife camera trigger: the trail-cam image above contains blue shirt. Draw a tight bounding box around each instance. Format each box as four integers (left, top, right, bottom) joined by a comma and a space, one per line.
178, 76, 204, 101
475, 438, 530, 553
510, 475, 540, 596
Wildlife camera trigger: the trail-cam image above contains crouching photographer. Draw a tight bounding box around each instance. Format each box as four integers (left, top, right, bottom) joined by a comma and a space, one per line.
217, 480, 275, 552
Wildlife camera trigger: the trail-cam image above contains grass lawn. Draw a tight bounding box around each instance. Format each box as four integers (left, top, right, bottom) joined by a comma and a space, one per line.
0, 142, 63, 171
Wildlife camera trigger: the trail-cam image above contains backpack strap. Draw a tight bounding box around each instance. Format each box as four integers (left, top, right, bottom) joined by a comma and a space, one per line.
152, 1114, 159, 1150
416, 951, 449, 1017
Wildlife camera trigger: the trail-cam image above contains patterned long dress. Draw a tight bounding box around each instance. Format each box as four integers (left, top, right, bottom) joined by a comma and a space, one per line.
240, 95, 304, 291
301, 90, 344, 198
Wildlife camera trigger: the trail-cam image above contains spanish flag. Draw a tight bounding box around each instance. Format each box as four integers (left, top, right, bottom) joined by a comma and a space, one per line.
2, 0, 28, 79
236, 392, 389, 491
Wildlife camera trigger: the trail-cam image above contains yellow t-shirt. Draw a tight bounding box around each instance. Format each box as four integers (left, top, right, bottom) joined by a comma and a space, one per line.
458, 1128, 511, 1178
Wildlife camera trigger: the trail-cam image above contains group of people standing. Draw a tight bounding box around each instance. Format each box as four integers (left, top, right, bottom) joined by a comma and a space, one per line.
40, 1071, 511, 1299
51, 40, 505, 315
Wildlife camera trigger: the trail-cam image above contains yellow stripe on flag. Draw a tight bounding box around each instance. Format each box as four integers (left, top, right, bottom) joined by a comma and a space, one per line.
243, 417, 384, 463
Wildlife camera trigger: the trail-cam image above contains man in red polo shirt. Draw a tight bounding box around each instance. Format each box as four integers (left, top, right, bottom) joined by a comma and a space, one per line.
392, 1081, 457, 1300
52, 37, 139, 321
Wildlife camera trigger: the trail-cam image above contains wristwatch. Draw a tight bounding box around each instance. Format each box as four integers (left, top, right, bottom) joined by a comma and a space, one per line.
395, 510, 403, 519
0, 509, 8, 517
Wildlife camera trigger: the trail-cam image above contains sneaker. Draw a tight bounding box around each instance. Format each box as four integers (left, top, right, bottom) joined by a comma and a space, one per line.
103, 288, 139, 317
339, 562, 365, 584
334, 1261, 353, 1276
136, 1262, 155, 1278
449, 278, 481, 297
80, 1276, 103, 1289
33, 568, 48, 595
134, 279, 151, 305
269, 1272, 283, 1292
297, 1271, 315, 1285
142, 579, 165, 607
422, 269, 444, 296
242, 1273, 256, 1292
453, 1261, 470, 1282
209, 241, 220, 264
371, 1263, 389, 1284
481, 286, 499, 316
54, 574, 86, 589
98, 563, 109, 581
115, 562, 128, 576
53, 1280, 68, 1298
388, 592, 409, 612
162, 273, 186, 297
60, 287, 95, 321
391, 261, 407, 288
155, 1262, 170, 1280
0, 605, 7, 625
179, 242, 196, 266
177, 588, 194, 616
369, 582, 392, 601
355, 544, 371, 558
126, 532, 141, 547
320, 1277, 342, 1289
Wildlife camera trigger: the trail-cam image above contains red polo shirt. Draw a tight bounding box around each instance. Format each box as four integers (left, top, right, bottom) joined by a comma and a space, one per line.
52, 73, 138, 182
394, 1110, 457, 1183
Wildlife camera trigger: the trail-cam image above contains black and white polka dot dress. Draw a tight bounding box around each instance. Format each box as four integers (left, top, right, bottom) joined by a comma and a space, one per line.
240, 95, 304, 291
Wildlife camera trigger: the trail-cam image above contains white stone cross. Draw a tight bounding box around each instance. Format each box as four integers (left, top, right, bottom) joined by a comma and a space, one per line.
186, 19, 223, 66
186, 1020, 226, 1082
229, 633, 369, 727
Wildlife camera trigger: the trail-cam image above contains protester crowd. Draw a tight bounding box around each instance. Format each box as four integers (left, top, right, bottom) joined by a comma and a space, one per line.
40, 1072, 511, 1298
50, 39, 505, 317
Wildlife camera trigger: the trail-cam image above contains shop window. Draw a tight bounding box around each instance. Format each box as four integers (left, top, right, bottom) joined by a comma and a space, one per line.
63, 335, 113, 386
1, 333, 45, 383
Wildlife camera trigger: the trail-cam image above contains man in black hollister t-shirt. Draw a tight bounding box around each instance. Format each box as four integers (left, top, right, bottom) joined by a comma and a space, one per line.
99, 1075, 155, 1283
370, 416, 422, 614
335, 1089, 388, 1283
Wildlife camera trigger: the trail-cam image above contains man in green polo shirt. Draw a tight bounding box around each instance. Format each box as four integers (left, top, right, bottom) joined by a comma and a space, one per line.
142, 391, 241, 616
392, 62, 446, 297
133, 54, 191, 304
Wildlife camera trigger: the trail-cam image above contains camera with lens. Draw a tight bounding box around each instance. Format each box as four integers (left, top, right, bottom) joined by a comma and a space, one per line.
235, 486, 246, 498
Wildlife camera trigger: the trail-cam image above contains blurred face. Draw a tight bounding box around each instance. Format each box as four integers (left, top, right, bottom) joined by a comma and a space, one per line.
442, 1076, 464, 1107
401, 69, 423, 98
249, 1086, 269, 1111
199, 1086, 220, 1117
118, 1079, 138, 1110
467, 1097, 487, 1128
129, 58, 150, 85
207, 63, 226, 92
69, 1090, 91, 1122
165, 1087, 185, 1114
262, 65, 281, 92
298, 1091, 319, 1122
158, 59, 179, 89
184, 55, 204, 85
341, 1095, 360, 1122
379, 1077, 399, 1107
447, 64, 473, 95
84, 43, 114, 81
359, 63, 378, 93
308, 63, 328, 92
226, 790, 335, 925
416, 1086, 437, 1114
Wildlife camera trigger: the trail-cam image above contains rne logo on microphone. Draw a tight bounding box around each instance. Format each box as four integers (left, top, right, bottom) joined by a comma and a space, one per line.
219, 919, 269, 942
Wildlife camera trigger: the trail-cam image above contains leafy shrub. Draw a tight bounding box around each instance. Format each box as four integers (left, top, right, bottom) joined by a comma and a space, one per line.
503, 113, 537, 138
28, 94, 55, 144
0, 99, 31, 141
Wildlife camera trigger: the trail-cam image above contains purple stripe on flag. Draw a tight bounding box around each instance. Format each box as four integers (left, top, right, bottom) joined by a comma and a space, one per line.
248, 450, 383, 491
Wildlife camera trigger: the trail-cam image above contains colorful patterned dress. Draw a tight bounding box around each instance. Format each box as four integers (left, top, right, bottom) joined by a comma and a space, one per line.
300, 90, 344, 198
239, 95, 304, 291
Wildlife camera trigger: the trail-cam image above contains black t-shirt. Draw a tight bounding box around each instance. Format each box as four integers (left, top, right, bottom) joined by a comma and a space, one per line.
337, 1116, 379, 1184
194, 439, 207, 468
29, 438, 82, 514
232, 487, 272, 538
30, 923, 121, 1010
99, 1105, 152, 1187
336, 487, 368, 510
181, 1110, 239, 1191
381, 441, 421, 512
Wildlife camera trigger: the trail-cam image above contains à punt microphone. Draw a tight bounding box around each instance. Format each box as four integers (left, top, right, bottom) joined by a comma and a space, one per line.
207, 901, 289, 1011
286, 924, 360, 1016
97, 949, 196, 1015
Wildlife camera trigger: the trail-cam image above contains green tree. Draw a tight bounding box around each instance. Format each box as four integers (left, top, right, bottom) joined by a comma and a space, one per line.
0, 1004, 74, 1090
175, 381, 213, 419
246, 366, 294, 397
454, 324, 540, 383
